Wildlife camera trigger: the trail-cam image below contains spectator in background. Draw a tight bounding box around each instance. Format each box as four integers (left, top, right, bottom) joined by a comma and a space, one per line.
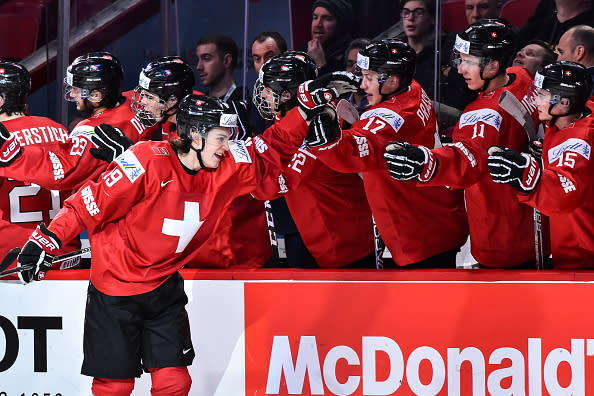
556, 25, 594, 92
344, 37, 370, 111
251, 31, 287, 74
515, 0, 594, 53
196, 33, 251, 139
465, 0, 502, 25
511, 39, 557, 75
300, 0, 354, 74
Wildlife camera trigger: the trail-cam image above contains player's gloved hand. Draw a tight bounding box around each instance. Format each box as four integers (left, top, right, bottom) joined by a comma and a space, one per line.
384, 141, 438, 182
89, 123, 133, 163
306, 107, 341, 149
487, 146, 541, 193
0, 121, 21, 166
316, 71, 361, 97
528, 139, 543, 158
17, 223, 61, 284
296, 80, 338, 119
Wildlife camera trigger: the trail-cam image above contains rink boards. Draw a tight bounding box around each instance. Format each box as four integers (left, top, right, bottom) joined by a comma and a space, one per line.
1, 269, 594, 395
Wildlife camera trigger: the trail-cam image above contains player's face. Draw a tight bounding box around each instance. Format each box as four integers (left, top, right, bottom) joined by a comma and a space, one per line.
196, 43, 226, 88
311, 6, 337, 44
139, 90, 165, 119
252, 37, 281, 74
457, 53, 483, 90
534, 88, 569, 121
465, 0, 500, 24
402, 1, 434, 41
201, 127, 231, 169
360, 69, 382, 106
512, 44, 547, 76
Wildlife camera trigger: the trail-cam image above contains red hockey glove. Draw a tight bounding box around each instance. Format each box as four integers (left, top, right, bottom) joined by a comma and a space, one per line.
17, 223, 62, 283
0, 121, 21, 166
384, 142, 438, 182
487, 146, 541, 193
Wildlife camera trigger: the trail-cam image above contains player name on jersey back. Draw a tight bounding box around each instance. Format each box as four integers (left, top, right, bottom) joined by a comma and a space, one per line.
12, 125, 69, 146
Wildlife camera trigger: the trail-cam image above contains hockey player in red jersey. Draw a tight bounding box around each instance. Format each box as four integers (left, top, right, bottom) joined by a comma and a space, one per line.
253, 51, 376, 268
488, 61, 594, 268
307, 40, 468, 267
0, 61, 81, 272
11, 93, 322, 395
131, 55, 272, 268
384, 20, 546, 268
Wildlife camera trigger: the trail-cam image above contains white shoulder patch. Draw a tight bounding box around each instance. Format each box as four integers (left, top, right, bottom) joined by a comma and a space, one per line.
548, 138, 591, 164
360, 107, 405, 133
228, 140, 252, 163
115, 150, 145, 183
459, 109, 503, 131
69, 125, 95, 139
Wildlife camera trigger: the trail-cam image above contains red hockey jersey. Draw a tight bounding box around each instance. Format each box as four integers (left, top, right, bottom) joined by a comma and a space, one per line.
313, 81, 468, 265
48, 108, 308, 295
0, 116, 81, 271
519, 114, 594, 268
427, 66, 544, 267
280, 145, 375, 267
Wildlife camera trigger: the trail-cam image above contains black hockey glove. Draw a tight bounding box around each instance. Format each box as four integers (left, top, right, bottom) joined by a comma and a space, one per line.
90, 123, 133, 163
306, 107, 341, 149
17, 223, 61, 284
487, 146, 541, 193
384, 141, 438, 182
0, 121, 21, 166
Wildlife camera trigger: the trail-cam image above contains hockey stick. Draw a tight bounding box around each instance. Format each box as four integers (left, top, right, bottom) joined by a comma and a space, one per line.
0, 246, 91, 278
263, 200, 280, 266
336, 99, 360, 126
498, 90, 545, 269
372, 216, 385, 269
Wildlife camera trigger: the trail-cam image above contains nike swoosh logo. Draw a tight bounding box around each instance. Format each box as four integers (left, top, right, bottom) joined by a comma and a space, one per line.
161, 180, 173, 187
183, 348, 192, 354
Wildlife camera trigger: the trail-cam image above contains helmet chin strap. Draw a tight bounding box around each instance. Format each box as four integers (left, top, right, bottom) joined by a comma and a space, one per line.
189, 137, 206, 169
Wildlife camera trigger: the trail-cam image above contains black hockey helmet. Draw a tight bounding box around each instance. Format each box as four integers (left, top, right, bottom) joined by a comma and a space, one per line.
356, 39, 416, 89
452, 19, 515, 69
137, 56, 195, 100
0, 61, 31, 113
252, 51, 318, 119
64, 51, 123, 108
534, 61, 593, 115
132, 56, 195, 126
177, 94, 238, 140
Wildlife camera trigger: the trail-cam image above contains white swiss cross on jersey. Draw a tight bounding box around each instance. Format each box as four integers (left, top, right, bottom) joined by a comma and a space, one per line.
162, 201, 205, 253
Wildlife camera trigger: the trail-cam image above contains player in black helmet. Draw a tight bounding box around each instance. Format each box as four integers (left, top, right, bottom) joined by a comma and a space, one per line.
488, 61, 594, 268
64, 51, 124, 114
11, 91, 316, 394
384, 19, 549, 268
252, 50, 377, 269
131, 56, 195, 130
302, 38, 468, 268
